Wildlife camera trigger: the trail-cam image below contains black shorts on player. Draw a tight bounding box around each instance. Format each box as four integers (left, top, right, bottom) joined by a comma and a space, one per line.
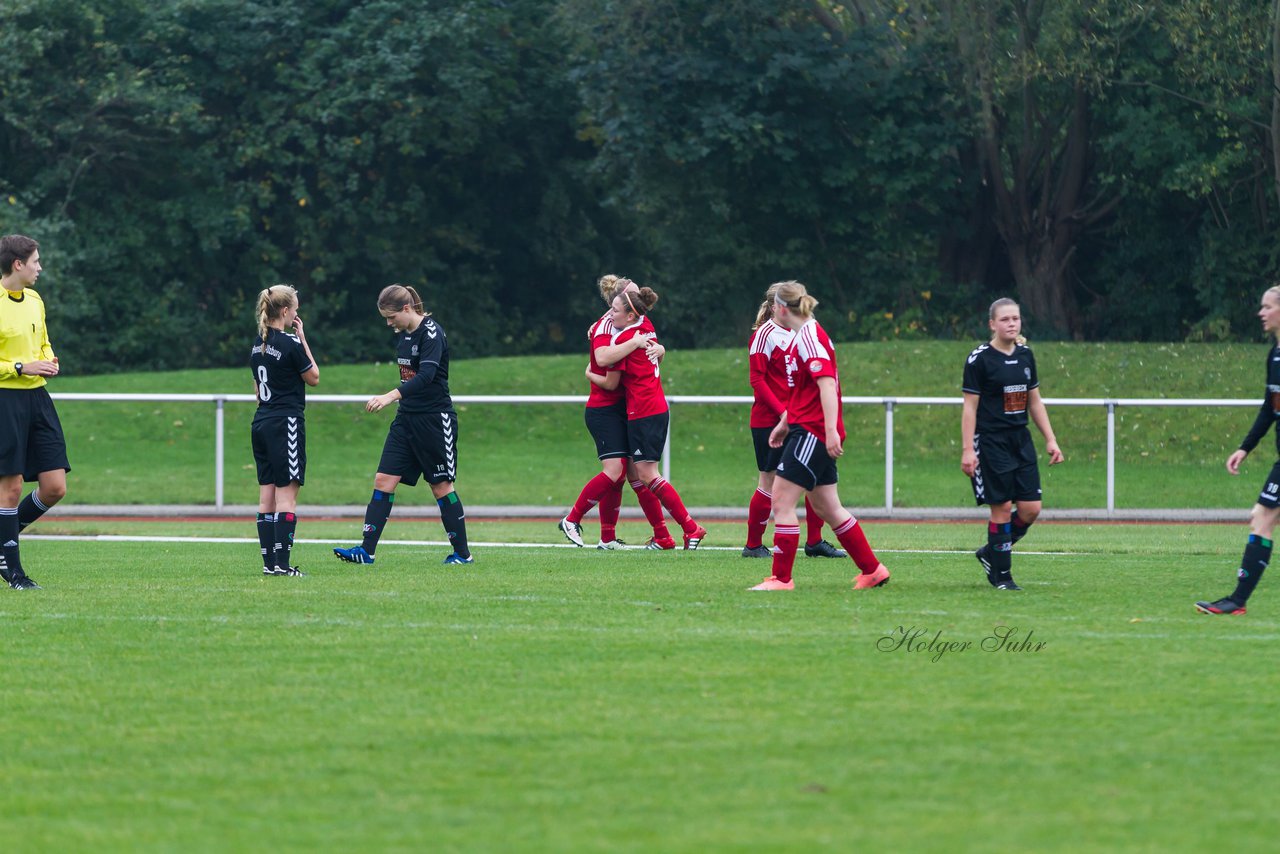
752, 425, 784, 474
970, 428, 1041, 505
377, 410, 458, 486
1255, 461, 1280, 508
585, 401, 629, 461
251, 414, 306, 487
774, 426, 838, 491
626, 411, 670, 463
0, 387, 71, 480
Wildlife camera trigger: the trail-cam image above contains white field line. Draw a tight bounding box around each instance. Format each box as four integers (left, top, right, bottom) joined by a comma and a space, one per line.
22, 533, 1073, 556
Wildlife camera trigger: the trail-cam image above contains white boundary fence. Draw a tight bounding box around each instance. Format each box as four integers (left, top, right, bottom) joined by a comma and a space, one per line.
50, 393, 1260, 514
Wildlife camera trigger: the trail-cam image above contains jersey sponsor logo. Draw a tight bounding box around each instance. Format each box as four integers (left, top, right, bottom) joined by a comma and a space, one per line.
1003, 383, 1028, 414
784, 353, 798, 386
253, 342, 284, 361
400, 365, 417, 382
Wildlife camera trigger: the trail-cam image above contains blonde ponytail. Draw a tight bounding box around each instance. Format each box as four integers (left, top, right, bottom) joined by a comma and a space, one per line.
256, 284, 298, 343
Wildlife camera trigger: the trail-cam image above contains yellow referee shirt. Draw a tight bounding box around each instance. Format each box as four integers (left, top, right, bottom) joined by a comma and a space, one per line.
0, 287, 54, 389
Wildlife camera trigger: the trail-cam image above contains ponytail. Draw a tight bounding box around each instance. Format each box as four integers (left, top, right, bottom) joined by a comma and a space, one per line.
773, 281, 818, 319
378, 283, 428, 317
256, 284, 298, 343
752, 283, 784, 331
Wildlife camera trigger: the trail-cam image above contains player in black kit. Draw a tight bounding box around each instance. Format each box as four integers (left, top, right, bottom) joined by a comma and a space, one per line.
250, 285, 319, 576
961, 298, 1063, 590
1196, 285, 1280, 615
334, 284, 473, 566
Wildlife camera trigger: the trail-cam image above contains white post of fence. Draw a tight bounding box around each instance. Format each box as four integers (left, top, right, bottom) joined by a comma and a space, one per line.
885, 400, 895, 513
661, 408, 671, 483
1106, 401, 1116, 517
215, 397, 225, 510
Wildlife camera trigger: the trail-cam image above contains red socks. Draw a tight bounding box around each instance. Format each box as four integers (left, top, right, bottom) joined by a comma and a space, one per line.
833, 516, 880, 574
630, 478, 670, 539
746, 488, 772, 549
568, 472, 619, 524
648, 477, 696, 534
598, 477, 624, 542
771, 525, 800, 583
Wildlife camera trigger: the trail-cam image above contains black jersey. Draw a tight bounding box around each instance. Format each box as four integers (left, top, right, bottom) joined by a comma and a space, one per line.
1238, 343, 1280, 455
962, 342, 1039, 432
395, 316, 453, 415
251, 328, 312, 419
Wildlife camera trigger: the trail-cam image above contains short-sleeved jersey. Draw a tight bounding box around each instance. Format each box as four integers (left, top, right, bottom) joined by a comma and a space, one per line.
784, 318, 844, 442
962, 342, 1039, 432
1238, 342, 1280, 455
0, 287, 55, 389
396, 316, 454, 415
586, 311, 624, 409
250, 327, 312, 418
748, 318, 794, 428
612, 316, 667, 421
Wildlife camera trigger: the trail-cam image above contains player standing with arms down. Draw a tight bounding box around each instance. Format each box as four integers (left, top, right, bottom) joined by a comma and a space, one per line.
742, 283, 844, 560
0, 235, 70, 590
749, 281, 889, 591
961, 298, 1063, 591
559, 275, 672, 550
250, 285, 319, 576
334, 284, 473, 566
1197, 285, 1280, 615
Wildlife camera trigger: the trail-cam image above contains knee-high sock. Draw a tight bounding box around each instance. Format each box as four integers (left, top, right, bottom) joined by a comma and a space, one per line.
648, 477, 696, 534
988, 522, 1013, 577
568, 472, 616, 524
832, 516, 880, 574
803, 496, 826, 546
274, 512, 297, 570
0, 507, 22, 582
745, 487, 772, 549
1232, 534, 1272, 604
439, 491, 470, 558
17, 490, 50, 532
771, 524, 800, 583
599, 477, 625, 542
256, 512, 276, 570
631, 478, 670, 539
1011, 514, 1034, 545
361, 490, 394, 554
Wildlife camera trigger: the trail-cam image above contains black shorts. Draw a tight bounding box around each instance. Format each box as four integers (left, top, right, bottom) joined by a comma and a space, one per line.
251, 413, 306, 487
775, 426, 838, 491
627, 411, 670, 463
378, 410, 458, 486
1256, 461, 1280, 508
752, 426, 784, 473
0, 387, 71, 482
585, 402, 629, 460
971, 428, 1041, 505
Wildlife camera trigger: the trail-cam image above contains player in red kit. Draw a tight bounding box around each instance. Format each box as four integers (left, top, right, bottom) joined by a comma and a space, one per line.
749, 281, 889, 591
743, 283, 844, 560
559, 276, 673, 550
589, 284, 707, 549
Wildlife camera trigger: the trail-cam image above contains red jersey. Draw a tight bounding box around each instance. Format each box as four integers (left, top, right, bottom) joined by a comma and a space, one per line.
748, 318, 794, 428
586, 311, 623, 408
612, 316, 667, 420
785, 318, 844, 442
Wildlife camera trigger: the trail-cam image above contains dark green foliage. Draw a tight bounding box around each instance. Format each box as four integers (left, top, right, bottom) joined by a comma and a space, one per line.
1, 0, 1279, 371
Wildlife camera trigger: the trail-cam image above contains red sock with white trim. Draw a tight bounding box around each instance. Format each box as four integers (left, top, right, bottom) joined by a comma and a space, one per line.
648, 477, 696, 534
833, 516, 880, 574
599, 477, 624, 542
771, 524, 800, 583
803, 496, 825, 546
630, 479, 670, 539
745, 488, 772, 549
568, 472, 615, 524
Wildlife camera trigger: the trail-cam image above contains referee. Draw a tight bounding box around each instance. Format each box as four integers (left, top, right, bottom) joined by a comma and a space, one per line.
0, 234, 71, 590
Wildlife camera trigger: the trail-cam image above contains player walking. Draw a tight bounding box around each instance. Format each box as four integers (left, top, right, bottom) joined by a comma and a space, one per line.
961, 298, 1063, 590
334, 284, 473, 566
1197, 284, 1280, 615
250, 285, 319, 577
742, 283, 844, 560
749, 281, 889, 591
559, 275, 672, 550
0, 234, 69, 590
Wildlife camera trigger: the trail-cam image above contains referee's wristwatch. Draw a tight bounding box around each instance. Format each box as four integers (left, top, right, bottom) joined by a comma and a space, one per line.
13, 362, 22, 376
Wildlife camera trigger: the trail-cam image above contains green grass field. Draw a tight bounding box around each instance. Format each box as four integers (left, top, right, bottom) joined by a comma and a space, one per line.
3, 520, 1277, 851
45, 340, 1273, 509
